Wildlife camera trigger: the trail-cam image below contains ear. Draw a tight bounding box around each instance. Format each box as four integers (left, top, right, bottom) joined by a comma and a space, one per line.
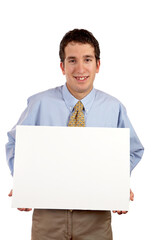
96, 59, 100, 73
60, 62, 65, 75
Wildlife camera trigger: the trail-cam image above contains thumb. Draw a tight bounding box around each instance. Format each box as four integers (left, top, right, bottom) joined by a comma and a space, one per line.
8, 189, 13, 197
130, 189, 134, 201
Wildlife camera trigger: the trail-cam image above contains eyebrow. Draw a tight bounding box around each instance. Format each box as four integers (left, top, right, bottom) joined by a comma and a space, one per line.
66, 55, 95, 60
66, 56, 76, 60
83, 55, 94, 58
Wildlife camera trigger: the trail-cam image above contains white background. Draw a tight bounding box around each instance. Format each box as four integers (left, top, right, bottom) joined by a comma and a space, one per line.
0, 0, 159, 239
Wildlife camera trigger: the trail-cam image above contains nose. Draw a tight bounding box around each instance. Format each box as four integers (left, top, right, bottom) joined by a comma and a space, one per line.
76, 61, 85, 74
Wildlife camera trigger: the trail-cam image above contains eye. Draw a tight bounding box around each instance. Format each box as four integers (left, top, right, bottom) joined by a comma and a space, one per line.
85, 58, 92, 63
68, 59, 76, 64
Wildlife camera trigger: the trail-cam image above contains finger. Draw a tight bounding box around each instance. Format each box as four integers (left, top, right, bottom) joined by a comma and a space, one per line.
18, 208, 25, 211
118, 211, 122, 215
122, 211, 128, 214
8, 190, 13, 197
26, 208, 32, 211
113, 210, 128, 214
130, 190, 134, 201
17, 208, 32, 211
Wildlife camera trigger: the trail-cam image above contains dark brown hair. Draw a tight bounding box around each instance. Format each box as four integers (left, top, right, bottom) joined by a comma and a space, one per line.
59, 29, 100, 63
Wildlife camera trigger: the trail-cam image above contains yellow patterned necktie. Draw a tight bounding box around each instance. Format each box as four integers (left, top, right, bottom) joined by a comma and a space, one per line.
68, 101, 85, 127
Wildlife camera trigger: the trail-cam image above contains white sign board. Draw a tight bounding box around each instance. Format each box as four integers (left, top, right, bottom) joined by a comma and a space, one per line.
12, 126, 130, 210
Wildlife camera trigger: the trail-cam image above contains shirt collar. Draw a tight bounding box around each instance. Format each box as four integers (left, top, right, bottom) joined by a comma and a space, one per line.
62, 83, 96, 113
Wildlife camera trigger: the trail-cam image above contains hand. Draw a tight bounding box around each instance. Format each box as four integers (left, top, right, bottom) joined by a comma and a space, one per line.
8, 189, 32, 212
112, 189, 134, 215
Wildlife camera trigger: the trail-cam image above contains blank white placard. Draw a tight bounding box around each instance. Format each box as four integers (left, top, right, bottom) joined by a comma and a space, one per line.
12, 126, 130, 210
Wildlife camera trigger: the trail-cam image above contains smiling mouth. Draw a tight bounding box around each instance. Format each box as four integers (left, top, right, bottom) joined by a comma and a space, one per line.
74, 76, 89, 81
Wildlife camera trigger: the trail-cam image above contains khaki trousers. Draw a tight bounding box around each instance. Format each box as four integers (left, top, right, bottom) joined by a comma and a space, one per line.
31, 209, 113, 240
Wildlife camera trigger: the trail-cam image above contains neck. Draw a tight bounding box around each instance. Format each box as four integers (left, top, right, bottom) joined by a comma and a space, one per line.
66, 84, 93, 100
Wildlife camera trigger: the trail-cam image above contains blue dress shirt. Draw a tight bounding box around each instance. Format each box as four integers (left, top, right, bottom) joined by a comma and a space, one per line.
6, 84, 144, 176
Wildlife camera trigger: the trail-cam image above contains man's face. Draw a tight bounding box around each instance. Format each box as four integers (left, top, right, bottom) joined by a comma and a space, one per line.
60, 42, 100, 100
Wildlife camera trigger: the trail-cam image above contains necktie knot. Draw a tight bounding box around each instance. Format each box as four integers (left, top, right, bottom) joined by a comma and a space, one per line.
74, 101, 84, 112
68, 101, 85, 127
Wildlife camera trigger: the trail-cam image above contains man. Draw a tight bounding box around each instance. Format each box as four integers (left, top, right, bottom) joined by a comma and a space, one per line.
6, 29, 144, 240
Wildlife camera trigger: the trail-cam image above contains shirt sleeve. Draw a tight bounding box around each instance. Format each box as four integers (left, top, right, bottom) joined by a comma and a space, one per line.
117, 104, 144, 173
5, 97, 41, 176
